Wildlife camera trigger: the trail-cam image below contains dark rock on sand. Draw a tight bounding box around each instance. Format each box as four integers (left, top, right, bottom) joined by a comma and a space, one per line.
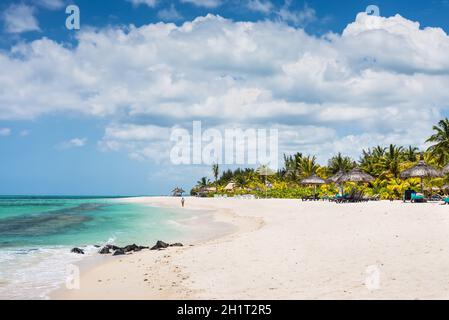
71, 247, 85, 254
99, 247, 111, 254
170, 243, 183, 247
122, 244, 150, 252
105, 244, 121, 251
151, 240, 170, 250
113, 248, 125, 256
123, 244, 139, 252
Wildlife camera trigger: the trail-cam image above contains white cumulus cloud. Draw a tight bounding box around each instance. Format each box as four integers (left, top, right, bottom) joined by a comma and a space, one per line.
0, 128, 11, 136
247, 0, 273, 14
35, 0, 66, 10
2, 4, 40, 33
1, 12, 448, 163
158, 4, 183, 21
127, 0, 157, 7
180, 0, 223, 8
58, 137, 87, 149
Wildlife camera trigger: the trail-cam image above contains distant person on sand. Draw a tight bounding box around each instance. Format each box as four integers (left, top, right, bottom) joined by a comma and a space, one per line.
181, 197, 185, 207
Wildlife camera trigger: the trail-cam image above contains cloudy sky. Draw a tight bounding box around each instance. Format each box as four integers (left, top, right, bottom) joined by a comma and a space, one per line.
1, 0, 449, 195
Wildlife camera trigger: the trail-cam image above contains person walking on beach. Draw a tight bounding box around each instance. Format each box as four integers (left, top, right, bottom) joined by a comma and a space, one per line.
181, 197, 185, 208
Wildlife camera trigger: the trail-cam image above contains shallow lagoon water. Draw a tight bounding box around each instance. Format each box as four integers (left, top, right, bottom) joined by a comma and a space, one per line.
0, 196, 227, 299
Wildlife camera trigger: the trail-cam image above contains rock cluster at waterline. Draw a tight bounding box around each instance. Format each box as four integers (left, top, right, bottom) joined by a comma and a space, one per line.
70, 241, 184, 256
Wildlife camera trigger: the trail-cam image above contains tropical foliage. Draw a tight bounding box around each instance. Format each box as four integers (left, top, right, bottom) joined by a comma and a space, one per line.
191, 119, 449, 199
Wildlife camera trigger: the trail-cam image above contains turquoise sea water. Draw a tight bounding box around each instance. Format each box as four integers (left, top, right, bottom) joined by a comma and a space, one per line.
0, 196, 222, 300
0, 196, 184, 248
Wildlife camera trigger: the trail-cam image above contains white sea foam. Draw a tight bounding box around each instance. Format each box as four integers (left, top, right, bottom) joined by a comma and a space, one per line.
0, 246, 93, 300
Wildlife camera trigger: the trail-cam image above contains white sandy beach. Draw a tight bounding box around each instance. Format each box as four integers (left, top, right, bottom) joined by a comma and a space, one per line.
53, 197, 449, 300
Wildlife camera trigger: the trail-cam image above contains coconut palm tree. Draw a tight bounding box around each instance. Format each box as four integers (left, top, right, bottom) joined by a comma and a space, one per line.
380, 144, 404, 178
283, 153, 303, 181
234, 175, 247, 189
328, 153, 354, 174
196, 177, 210, 188
427, 118, 449, 165
372, 146, 387, 159
298, 155, 320, 178
212, 163, 219, 185
404, 146, 419, 162
359, 149, 379, 177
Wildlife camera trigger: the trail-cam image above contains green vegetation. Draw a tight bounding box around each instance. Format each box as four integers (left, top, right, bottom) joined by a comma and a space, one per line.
191, 119, 449, 199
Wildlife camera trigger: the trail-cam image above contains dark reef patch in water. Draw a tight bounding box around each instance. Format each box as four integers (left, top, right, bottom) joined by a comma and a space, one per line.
0, 203, 106, 237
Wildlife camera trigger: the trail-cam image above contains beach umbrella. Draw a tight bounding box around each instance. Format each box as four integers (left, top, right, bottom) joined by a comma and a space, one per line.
256, 165, 275, 198
171, 187, 185, 197
300, 174, 326, 197
336, 168, 374, 184
400, 154, 442, 193
326, 170, 344, 184
336, 168, 374, 197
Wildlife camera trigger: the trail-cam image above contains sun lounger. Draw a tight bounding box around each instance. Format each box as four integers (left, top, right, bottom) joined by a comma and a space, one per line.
403, 189, 417, 202
329, 194, 346, 202
365, 194, 380, 201
301, 195, 320, 201
429, 194, 443, 202
411, 193, 426, 203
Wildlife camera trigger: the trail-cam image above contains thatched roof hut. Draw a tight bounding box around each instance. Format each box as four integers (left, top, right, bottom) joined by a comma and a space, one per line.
337, 168, 374, 183
224, 182, 236, 191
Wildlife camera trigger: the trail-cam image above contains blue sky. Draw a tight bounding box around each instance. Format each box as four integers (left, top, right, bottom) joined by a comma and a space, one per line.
1, 0, 449, 195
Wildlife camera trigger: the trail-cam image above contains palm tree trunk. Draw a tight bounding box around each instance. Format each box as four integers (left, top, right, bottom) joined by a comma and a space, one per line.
265, 175, 267, 199
421, 177, 424, 194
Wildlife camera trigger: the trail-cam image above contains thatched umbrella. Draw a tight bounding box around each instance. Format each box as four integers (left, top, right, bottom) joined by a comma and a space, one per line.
335, 167, 374, 197
400, 154, 442, 193
171, 187, 185, 197
301, 174, 326, 198
256, 165, 275, 198
327, 170, 344, 184
337, 168, 374, 184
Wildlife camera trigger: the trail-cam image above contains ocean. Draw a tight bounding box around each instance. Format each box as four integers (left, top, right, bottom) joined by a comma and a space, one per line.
0, 196, 225, 300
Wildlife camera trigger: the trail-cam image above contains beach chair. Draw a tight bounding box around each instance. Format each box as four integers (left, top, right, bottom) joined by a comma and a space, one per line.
411, 193, 426, 203
339, 190, 356, 203
429, 194, 443, 202
403, 189, 416, 202
329, 193, 344, 202
302, 195, 319, 201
